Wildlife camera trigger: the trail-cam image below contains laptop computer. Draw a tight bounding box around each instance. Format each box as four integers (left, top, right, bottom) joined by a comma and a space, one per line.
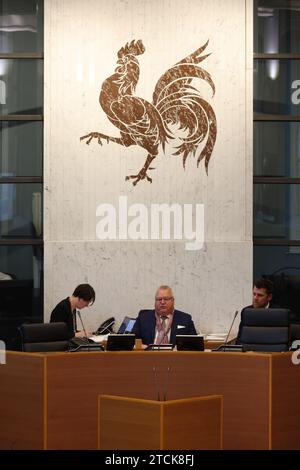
117, 316, 136, 334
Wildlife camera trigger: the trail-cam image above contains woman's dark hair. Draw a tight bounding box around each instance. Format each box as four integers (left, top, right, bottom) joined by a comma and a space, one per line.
73, 284, 95, 304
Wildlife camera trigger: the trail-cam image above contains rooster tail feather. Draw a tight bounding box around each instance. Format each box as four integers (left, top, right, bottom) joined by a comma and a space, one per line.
176, 40, 209, 65
171, 99, 216, 171
182, 149, 189, 169
196, 107, 217, 173
153, 63, 215, 108
173, 145, 196, 169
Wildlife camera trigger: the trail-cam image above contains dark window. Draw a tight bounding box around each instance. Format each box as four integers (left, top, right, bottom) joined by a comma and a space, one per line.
254, 59, 300, 116
0, 121, 43, 176
0, 183, 43, 238
0, 59, 43, 115
254, 122, 300, 177
0, 0, 44, 53
254, 1, 300, 320
0, 0, 43, 349
254, 184, 300, 239
254, 0, 300, 54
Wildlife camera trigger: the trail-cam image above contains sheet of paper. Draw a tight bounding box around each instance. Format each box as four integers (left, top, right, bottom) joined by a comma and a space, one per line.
89, 334, 109, 343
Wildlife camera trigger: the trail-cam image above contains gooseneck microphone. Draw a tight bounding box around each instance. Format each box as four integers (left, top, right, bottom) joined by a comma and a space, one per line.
153, 365, 171, 401
153, 366, 160, 401
69, 311, 104, 352
222, 310, 239, 351
163, 366, 171, 402
76, 310, 89, 344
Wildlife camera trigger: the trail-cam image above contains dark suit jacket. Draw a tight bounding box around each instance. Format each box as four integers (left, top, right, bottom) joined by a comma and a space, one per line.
236, 302, 280, 344
132, 309, 197, 346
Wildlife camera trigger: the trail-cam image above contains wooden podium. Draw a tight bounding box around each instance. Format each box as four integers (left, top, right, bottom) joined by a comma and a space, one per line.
98, 395, 223, 450
1, 351, 300, 449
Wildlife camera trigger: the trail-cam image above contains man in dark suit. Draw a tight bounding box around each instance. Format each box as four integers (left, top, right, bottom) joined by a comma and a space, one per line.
236, 278, 278, 343
132, 285, 197, 346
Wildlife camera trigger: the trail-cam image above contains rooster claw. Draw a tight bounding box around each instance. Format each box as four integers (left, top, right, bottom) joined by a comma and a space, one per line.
80, 132, 100, 145
125, 171, 153, 186
80, 132, 111, 146
125, 156, 156, 185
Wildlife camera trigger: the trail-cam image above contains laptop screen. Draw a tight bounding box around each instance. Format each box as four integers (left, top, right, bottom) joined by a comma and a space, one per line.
117, 316, 136, 334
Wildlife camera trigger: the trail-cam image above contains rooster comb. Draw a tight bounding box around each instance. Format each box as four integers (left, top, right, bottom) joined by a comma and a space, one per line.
117, 39, 145, 59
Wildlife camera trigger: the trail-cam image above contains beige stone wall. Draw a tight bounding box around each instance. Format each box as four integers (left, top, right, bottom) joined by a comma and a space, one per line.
44, 0, 253, 334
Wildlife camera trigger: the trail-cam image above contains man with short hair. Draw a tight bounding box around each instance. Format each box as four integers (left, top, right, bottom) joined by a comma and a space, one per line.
50, 283, 95, 338
252, 278, 274, 308
132, 285, 197, 346
236, 278, 277, 343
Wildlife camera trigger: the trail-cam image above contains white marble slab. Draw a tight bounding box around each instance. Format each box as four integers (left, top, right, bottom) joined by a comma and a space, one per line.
44, 0, 253, 334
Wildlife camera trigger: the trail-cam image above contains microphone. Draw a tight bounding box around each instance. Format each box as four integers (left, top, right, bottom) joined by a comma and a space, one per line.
70, 310, 104, 352
163, 366, 171, 401
76, 310, 90, 344
153, 365, 171, 401
153, 366, 160, 401
222, 310, 239, 351
95, 318, 115, 336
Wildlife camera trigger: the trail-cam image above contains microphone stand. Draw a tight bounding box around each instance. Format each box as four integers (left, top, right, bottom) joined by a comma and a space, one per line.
163, 366, 171, 401
153, 365, 171, 401
153, 366, 160, 401
68, 311, 104, 352
222, 310, 239, 351
77, 310, 90, 345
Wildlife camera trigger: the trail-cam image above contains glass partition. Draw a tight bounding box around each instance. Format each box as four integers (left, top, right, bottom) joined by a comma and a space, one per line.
0, 121, 43, 176
254, 0, 300, 54
254, 184, 300, 239
254, 59, 300, 116
0, 59, 43, 115
254, 122, 300, 177
0, 244, 43, 318
0, 0, 43, 53
0, 183, 42, 238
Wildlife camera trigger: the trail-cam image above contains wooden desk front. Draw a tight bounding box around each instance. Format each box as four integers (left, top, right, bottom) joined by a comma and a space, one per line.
0, 350, 299, 449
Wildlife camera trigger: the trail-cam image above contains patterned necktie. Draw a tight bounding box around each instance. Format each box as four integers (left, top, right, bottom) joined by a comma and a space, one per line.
156, 315, 169, 344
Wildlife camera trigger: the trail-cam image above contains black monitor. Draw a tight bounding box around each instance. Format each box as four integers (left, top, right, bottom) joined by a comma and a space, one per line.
176, 335, 204, 351
106, 333, 135, 351
117, 316, 136, 334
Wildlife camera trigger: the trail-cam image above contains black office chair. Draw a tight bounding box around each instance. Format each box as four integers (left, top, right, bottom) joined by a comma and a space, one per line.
19, 322, 71, 352
289, 323, 300, 350
239, 308, 290, 352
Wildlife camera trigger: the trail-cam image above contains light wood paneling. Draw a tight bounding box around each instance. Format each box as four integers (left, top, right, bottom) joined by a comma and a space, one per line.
2, 350, 298, 450
0, 352, 45, 449
271, 353, 300, 449
98, 395, 222, 450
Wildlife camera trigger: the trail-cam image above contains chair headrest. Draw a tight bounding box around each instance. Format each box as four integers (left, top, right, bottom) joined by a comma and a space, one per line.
20, 322, 71, 342
242, 308, 290, 327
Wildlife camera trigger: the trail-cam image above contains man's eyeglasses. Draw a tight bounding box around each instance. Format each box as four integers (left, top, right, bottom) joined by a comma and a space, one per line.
155, 297, 174, 302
